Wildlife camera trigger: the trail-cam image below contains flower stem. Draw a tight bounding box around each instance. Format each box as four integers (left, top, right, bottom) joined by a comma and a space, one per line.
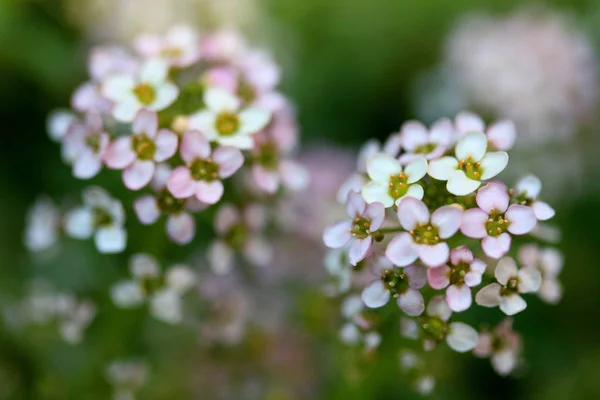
377, 227, 404, 234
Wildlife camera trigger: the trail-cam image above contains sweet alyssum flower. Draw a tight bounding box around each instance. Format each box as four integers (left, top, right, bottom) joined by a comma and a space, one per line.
134, 25, 201, 68
323, 191, 385, 265
474, 319, 521, 376
398, 118, 455, 164
24, 196, 61, 253
401, 296, 479, 353
188, 87, 270, 149
62, 112, 109, 179
166, 130, 244, 204
110, 254, 197, 324
461, 182, 537, 259
102, 58, 179, 122
518, 244, 563, 304
361, 153, 428, 207
105, 109, 178, 190
455, 111, 516, 151
427, 246, 486, 312
427, 131, 509, 196
63, 187, 127, 253
513, 174, 555, 221
476, 257, 541, 315
386, 197, 462, 267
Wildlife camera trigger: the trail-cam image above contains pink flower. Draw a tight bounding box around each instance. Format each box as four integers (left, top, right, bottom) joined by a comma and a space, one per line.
518, 244, 563, 304
386, 198, 462, 267
475, 257, 541, 315
323, 191, 385, 266
473, 319, 521, 376
461, 182, 537, 259
105, 109, 178, 190
62, 113, 109, 179
361, 261, 427, 316
166, 130, 244, 204
427, 246, 486, 312
133, 164, 206, 245
455, 111, 517, 151
398, 118, 455, 164
514, 174, 555, 221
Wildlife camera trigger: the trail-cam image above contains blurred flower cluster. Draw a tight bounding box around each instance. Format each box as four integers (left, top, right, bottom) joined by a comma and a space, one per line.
323, 112, 562, 393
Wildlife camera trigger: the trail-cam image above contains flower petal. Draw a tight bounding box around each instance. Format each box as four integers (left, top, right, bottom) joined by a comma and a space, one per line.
207, 240, 234, 275
479, 152, 509, 180
279, 160, 310, 191
196, 180, 224, 204
450, 245, 473, 265
533, 201, 555, 221
133, 196, 160, 224
349, 237, 372, 266
518, 267, 542, 293
105, 137, 136, 169
346, 190, 366, 218
361, 280, 390, 308
506, 205, 537, 235
418, 242, 449, 267
366, 153, 402, 181
426, 295, 452, 321
132, 109, 158, 136
64, 207, 94, 239
494, 257, 518, 285
385, 232, 418, 267
446, 322, 479, 352
455, 111, 484, 135
456, 131, 487, 162
397, 197, 430, 230
205, 87, 240, 111
447, 170, 481, 196
111, 281, 144, 308
140, 59, 168, 83
499, 294, 527, 316
323, 220, 353, 248
427, 265, 450, 289
486, 121, 516, 151
239, 108, 271, 134
475, 283, 502, 307
397, 288, 425, 316
154, 129, 178, 162
74, 151, 103, 179
361, 181, 393, 207
427, 156, 459, 180
94, 226, 127, 254
398, 184, 424, 203
167, 167, 196, 198
152, 83, 179, 110
516, 174, 542, 198
404, 157, 428, 183
166, 213, 195, 245
460, 209, 488, 238
252, 165, 279, 193
431, 205, 462, 239
476, 182, 509, 213
180, 130, 211, 162
539, 278, 562, 304
123, 160, 155, 190
364, 202, 385, 230
213, 146, 244, 178
150, 289, 182, 324
243, 236, 274, 267
482, 233, 512, 259
446, 284, 472, 312
405, 264, 428, 289
400, 120, 428, 151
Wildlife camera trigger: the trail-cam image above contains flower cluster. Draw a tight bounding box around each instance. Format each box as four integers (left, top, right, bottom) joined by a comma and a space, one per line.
323, 112, 562, 393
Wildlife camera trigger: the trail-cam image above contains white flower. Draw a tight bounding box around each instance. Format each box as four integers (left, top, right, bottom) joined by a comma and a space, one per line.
24, 197, 60, 253
102, 58, 179, 122
514, 174, 555, 221
398, 118, 455, 164
475, 257, 541, 315
47, 110, 76, 142
188, 87, 270, 149
455, 111, 517, 151
473, 319, 521, 376
63, 187, 127, 254
134, 25, 201, 67
427, 131, 508, 195
518, 244, 563, 304
361, 153, 427, 207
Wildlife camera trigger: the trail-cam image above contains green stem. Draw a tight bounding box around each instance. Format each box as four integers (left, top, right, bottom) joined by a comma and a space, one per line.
377, 227, 404, 234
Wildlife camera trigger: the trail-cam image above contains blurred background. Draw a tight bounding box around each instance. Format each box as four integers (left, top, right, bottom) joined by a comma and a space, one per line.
2, 0, 600, 399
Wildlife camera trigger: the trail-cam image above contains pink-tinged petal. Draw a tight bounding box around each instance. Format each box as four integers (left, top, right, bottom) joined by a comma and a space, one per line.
446, 284, 472, 312
427, 265, 451, 289
338, 174, 365, 203
450, 245, 473, 265
499, 294, 527, 316
506, 205, 537, 235
357, 140, 381, 172
470, 259, 487, 274
361, 280, 390, 308
460, 209, 488, 238
132, 109, 158, 136
215, 205, 240, 234
476, 181, 509, 213
346, 190, 366, 218
494, 257, 518, 285
404, 157, 428, 183
166, 167, 196, 198
464, 270, 483, 287
447, 170, 481, 196
213, 146, 244, 178
455, 111, 484, 135
479, 151, 509, 180
105, 137, 136, 169
180, 130, 211, 162
429, 117, 454, 146
541, 248, 563, 276
473, 333, 492, 357
252, 165, 280, 193
398, 153, 422, 165
492, 350, 518, 376
517, 268, 542, 293
397, 288, 425, 316
539, 278, 562, 304
243, 237, 274, 267
166, 213, 195, 245
385, 232, 418, 267
475, 283, 502, 307
446, 322, 479, 352
154, 129, 178, 162
207, 240, 234, 275
73, 151, 102, 179
417, 242, 449, 267
482, 233, 512, 259
405, 264, 428, 289
397, 197, 430, 230
383, 133, 403, 156
456, 131, 487, 162
133, 195, 160, 224
364, 202, 385, 231
323, 220, 353, 248
427, 156, 459, 180
517, 244, 539, 268
431, 205, 462, 239
123, 160, 155, 190
400, 120, 428, 151
348, 237, 372, 266
532, 201, 555, 221
486, 121, 516, 151
279, 160, 310, 191
366, 153, 402, 181
196, 180, 224, 204
426, 295, 452, 321
152, 163, 172, 190
516, 174, 542, 198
